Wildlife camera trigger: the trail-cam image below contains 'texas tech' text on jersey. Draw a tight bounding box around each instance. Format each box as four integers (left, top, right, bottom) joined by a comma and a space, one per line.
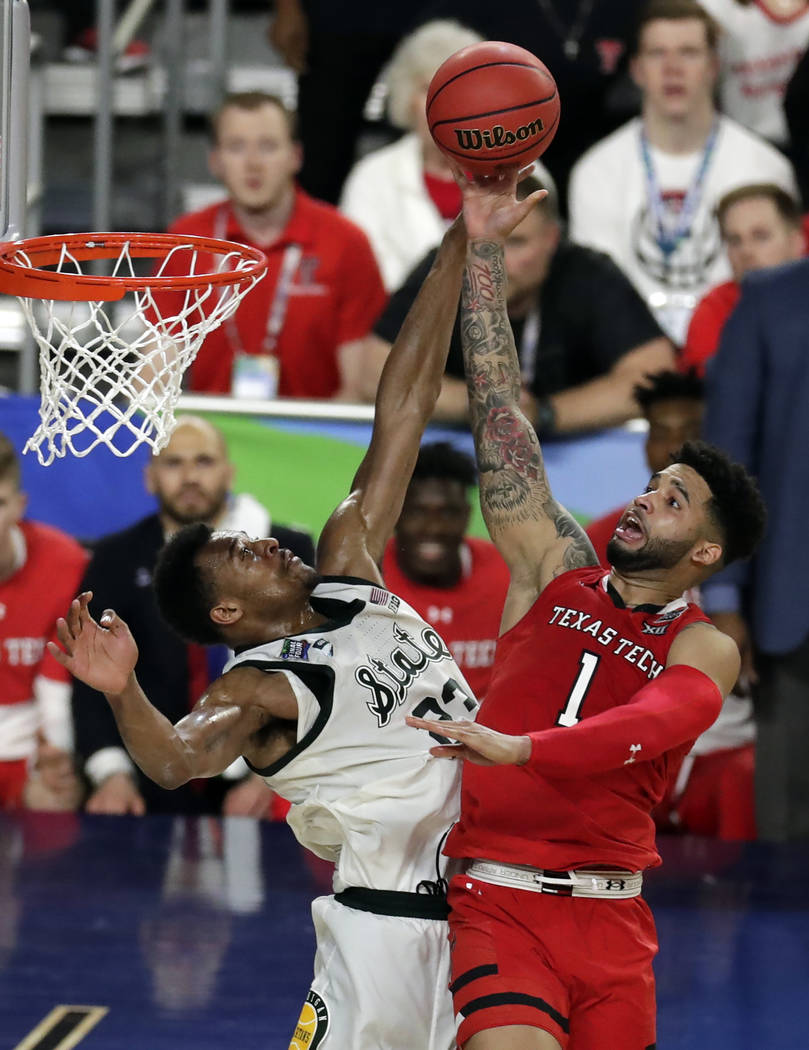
447, 567, 711, 873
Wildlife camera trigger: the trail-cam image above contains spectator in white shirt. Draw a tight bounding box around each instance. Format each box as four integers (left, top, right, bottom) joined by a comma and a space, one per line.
568, 0, 797, 346
339, 19, 482, 292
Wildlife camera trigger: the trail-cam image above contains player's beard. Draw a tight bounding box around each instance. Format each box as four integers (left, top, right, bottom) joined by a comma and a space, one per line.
607, 534, 693, 573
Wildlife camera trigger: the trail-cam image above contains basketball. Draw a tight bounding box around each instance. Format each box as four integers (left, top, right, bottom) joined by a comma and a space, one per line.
426, 41, 560, 175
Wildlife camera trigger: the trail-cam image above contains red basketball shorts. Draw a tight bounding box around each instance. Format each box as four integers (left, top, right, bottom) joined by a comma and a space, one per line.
447, 873, 659, 1049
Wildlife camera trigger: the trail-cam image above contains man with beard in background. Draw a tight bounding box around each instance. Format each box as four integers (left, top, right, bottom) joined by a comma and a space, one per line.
71, 416, 314, 817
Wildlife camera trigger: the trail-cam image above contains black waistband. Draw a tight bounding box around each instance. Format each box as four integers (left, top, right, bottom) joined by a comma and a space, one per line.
334, 886, 449, 920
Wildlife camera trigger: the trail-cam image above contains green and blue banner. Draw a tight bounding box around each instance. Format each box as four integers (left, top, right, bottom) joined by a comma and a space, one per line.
1, 396, 648, 542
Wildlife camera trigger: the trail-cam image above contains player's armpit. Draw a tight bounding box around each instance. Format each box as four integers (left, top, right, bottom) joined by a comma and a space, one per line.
496, 490, 598, 631
171, 666, 298, 780
104, 667, 291, 789
524, 664, 723, 778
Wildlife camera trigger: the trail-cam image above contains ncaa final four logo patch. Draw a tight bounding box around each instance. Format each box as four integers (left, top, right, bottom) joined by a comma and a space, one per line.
289, 990, 329, 1049
281, 638, 311, 661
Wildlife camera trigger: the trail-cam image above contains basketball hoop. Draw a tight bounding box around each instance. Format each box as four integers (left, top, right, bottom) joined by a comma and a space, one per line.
0, 232, 267, 464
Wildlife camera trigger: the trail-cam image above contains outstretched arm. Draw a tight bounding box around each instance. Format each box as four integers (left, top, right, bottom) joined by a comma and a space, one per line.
459, 178, 597, 629
407, 622, 738, 773
317, 213, 467, 578
49, 594, 295, 789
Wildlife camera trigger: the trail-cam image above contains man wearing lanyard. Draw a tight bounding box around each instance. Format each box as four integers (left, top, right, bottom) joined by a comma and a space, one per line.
157, 91, 387, 400
568, 0, 797, 346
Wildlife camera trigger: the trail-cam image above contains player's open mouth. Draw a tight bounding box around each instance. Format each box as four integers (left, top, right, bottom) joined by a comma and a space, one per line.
614, 510, 645, 545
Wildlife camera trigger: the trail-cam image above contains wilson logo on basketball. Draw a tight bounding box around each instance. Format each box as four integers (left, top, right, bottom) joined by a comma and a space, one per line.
453, 119, 544, 151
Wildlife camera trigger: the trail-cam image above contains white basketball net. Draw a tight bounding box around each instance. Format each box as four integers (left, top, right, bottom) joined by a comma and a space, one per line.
15, 239, 265, 465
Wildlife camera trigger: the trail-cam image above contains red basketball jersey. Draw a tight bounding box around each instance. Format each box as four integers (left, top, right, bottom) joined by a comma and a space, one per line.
381, 537, 510, 699
446, 567, 710, 872
0, 520, 87, 704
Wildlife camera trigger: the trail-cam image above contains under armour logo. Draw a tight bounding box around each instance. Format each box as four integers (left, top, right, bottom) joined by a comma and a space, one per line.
624, 744, 642, 765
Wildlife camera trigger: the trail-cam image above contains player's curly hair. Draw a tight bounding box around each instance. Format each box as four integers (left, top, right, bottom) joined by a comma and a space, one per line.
412, 441, 477, 487
153, 523, 225, 645
671, 440, 767, 567
634, 369, 704, 413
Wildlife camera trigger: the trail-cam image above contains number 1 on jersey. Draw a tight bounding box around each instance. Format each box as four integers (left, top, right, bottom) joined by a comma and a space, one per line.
556, 651, 600, 726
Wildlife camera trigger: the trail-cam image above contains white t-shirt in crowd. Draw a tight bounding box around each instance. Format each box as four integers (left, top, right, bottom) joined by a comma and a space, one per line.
698, 0, 809, 144
568, 114, 797, 344
341, 132, 557, 293
340, 133, 449, 293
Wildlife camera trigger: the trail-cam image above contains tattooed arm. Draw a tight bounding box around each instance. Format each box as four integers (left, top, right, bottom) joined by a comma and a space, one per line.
459, 174, 597, 630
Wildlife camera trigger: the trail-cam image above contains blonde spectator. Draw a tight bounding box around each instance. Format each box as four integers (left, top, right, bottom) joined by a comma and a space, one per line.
339, 20, 483, 291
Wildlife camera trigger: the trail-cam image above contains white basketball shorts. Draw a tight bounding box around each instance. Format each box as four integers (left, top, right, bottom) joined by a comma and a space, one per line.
286, 893, 455, 1050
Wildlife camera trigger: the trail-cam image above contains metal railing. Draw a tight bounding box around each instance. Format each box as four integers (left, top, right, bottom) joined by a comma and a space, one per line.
92, 0, 230, 231
1, 0, 30, 243
9, 0, 234, 392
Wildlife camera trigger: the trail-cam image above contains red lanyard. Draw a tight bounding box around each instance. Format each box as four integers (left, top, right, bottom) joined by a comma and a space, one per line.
214, 204, 302, 355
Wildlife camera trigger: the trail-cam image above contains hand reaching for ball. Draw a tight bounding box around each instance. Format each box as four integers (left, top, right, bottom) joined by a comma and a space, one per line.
453, 164, 547, 244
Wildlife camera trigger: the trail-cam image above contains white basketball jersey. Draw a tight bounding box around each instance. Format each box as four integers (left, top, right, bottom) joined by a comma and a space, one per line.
225, 577, 479, 894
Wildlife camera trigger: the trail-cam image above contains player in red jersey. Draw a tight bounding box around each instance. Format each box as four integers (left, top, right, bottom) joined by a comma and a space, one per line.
587, 370, 757, 842
0, 434, 88, 810
407, 173, 768, 1050
382, 441, 509, 699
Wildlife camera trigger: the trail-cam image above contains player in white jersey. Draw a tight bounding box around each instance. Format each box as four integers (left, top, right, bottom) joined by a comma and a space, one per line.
48, 171, 547, 1049
228, 579, 477, 1048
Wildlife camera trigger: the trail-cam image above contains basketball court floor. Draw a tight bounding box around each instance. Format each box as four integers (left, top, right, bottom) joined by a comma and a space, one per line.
0, 812, 806, 1050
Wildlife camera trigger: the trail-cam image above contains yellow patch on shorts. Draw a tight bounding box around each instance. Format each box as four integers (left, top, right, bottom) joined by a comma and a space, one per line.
288, 989, 329, 1049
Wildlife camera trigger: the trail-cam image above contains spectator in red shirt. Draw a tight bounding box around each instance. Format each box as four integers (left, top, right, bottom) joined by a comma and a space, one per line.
587, 370, 756, 841
159, 92, 387, 400
681, 182, 804, 376
382, 442, 510, 700
0, 433, 87, 812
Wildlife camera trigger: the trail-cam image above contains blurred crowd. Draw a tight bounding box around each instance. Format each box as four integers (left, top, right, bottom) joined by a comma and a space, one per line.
3, 0, 809, 841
